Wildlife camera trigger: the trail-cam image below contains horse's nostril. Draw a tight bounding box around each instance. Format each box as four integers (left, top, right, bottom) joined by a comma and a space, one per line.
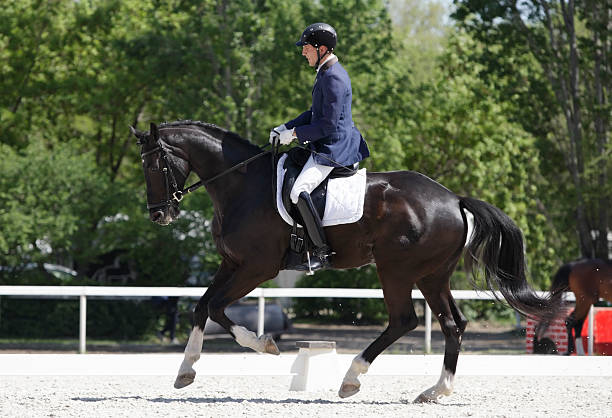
150, 210, 164, 223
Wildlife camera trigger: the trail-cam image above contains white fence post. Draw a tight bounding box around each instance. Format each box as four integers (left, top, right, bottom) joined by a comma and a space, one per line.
425, 303, 432, 354
79, 294, 87, 354
588, 304, 594, 355
257, 293, 265, 337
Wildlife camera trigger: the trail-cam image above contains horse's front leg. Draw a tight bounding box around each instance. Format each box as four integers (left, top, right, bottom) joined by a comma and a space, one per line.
207, 265, 280, 355
174, 261, 233, 389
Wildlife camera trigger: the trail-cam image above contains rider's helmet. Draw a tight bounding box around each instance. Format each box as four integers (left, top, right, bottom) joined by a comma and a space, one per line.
295, 23, 337, 51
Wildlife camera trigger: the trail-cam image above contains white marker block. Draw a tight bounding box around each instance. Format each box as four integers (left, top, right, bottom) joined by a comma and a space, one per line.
290, 341, 340, 391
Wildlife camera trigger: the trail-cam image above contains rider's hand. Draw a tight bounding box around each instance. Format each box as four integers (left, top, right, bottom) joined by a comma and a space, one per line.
278, 128, 295, 145
269, 124, 286, 144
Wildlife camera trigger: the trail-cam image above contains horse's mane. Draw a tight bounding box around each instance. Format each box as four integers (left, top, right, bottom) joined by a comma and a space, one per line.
159, 120, 261, 152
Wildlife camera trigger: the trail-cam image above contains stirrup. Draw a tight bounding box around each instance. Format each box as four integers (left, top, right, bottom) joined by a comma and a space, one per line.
294, 248, 331, 275
306, 251, 314, 276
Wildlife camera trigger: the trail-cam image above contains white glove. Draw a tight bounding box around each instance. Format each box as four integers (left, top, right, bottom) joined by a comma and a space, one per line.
269, 124, 287, 144
278, 128, 295, 145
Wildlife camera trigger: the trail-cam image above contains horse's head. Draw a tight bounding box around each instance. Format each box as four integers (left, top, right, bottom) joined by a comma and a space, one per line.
131, 122, 189, 225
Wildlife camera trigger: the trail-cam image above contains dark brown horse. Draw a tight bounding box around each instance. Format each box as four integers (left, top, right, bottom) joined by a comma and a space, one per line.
132, 120, 559, 402
541, 258, 612, 355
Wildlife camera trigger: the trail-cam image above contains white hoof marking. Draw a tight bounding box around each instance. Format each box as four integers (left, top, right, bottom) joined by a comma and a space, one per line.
414, 366, 454, 403
339, 354, 370, 398
175, 327, 204, 387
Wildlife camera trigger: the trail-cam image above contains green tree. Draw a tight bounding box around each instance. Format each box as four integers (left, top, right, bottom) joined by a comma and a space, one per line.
0, 0, 78, 148
389, 0, 451, 84
452, 0, 611, 260
0, 141, 109, 277
1, 0, 568, 293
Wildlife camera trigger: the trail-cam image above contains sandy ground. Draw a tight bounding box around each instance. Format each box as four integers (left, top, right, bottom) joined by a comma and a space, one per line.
1, 374, 611, 417
1, 322, 608, 417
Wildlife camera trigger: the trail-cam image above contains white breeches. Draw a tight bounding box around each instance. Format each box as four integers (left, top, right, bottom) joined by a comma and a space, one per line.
290, 155, 334, 204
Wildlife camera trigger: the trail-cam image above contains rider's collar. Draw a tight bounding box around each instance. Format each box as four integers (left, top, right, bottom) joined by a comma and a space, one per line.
316, 53, 337, 73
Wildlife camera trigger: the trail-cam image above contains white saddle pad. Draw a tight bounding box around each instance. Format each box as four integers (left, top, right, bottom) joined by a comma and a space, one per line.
276, 153, 367, 227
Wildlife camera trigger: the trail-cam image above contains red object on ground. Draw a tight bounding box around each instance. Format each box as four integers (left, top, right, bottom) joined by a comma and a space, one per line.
580, 307, 612, 355
526, 306, 612, 355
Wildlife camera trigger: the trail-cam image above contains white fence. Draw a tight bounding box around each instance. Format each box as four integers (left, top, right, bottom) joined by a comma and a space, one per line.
0, 286, 587, 355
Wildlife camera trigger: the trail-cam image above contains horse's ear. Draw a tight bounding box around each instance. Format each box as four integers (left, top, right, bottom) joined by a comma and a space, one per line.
150, 122, 159, 142
130, 125, 147, 143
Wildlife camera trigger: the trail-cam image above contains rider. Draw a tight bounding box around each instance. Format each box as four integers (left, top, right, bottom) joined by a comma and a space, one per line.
270, 22, 370, 271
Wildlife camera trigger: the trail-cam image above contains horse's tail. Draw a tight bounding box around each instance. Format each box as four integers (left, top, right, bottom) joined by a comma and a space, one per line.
535, 262, 573, 337
459, 197, 561, 323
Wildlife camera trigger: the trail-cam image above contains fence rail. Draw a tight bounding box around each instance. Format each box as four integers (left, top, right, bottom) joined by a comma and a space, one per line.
0, 286, 585, 355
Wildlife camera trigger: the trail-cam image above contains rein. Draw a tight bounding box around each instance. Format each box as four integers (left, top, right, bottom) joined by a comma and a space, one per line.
143, 133, 360, 212
141, 141, 271, 209
177, 144, 272, 201
294, 143, 360, 176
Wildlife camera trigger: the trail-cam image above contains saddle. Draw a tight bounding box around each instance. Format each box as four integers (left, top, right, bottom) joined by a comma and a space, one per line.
281, 147, 358, 227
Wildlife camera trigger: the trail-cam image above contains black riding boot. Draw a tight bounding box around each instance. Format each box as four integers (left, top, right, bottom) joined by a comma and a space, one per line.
294, 191, 332, 272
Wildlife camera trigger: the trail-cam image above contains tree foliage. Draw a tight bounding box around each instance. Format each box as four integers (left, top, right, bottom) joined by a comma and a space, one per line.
452, 0, 611, 260
1, 0, 605, 304
0, 141, 109, 273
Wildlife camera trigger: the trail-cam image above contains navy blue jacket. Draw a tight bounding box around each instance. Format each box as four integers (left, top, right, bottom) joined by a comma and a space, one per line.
284, 60, 369, 167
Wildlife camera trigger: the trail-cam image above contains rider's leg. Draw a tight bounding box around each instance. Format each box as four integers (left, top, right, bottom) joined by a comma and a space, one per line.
296, 191, 331, 269
290, 155, 334, 271
290, 155, 334, 204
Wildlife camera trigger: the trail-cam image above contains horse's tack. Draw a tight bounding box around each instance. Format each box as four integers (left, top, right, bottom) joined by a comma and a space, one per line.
178, 145, 272, 199
142, 139, 272, 209
281, 147, 328, 221
140, 144, 182, 210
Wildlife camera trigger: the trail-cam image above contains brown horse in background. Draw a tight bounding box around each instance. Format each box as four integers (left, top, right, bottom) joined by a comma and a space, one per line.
541, 258, 612, 355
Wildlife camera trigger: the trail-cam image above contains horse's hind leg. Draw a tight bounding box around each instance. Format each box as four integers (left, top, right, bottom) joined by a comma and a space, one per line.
414, 277, 467, 403
565, 310, 577, 355
174, 261, 233, 389
568, 302, 591, 356
339, 265, 419, 398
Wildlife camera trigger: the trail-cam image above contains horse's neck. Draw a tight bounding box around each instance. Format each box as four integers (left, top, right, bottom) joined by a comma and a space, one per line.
176, 131, 263, 209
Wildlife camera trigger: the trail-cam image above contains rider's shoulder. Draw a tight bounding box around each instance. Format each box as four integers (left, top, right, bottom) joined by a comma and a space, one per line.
322, 64, 349, 85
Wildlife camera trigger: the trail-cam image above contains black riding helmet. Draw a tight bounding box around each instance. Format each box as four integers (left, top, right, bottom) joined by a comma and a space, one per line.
295, 22, 337, 51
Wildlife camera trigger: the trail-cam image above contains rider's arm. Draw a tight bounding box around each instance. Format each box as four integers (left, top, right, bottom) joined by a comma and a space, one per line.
285, 109, 312, 130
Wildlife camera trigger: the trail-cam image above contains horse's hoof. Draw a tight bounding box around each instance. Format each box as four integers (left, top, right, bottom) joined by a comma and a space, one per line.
413, 393, 437, 404
338, 382, 360, 398
263, 335, 280, 355
174, 372, 196, 389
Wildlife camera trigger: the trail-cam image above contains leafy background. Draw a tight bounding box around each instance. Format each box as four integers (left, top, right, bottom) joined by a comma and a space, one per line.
0, 0, 609, 334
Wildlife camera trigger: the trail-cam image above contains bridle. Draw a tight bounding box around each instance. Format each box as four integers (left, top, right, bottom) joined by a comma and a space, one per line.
140, 139, 271, 211
140, 142, 185, 211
